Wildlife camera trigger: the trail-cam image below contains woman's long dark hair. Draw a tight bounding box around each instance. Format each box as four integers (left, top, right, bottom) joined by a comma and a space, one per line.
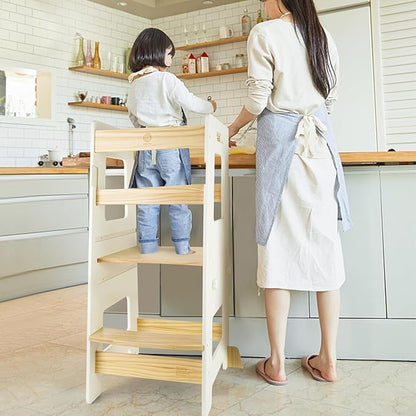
281, 0, 336, 98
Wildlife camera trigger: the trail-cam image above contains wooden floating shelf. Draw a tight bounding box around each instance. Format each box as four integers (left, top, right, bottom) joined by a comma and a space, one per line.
68, 65, 128, 80
68, 65, 246, 82
68, 101, 128, 112
177, 66, 247, 80
176, 35, 248, 50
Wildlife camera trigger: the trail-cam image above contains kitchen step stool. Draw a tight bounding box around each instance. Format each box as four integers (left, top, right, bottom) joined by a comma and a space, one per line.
86, 115, 242, 416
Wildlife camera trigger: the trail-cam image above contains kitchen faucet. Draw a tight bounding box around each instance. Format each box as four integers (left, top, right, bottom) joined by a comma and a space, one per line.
67, 117, 76, 157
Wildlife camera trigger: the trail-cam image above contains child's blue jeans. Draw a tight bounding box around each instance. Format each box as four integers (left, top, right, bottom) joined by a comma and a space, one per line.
134, 149, 192, 254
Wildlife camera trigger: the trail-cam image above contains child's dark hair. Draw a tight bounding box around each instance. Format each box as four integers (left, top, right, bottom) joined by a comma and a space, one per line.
129, 28, 175, 72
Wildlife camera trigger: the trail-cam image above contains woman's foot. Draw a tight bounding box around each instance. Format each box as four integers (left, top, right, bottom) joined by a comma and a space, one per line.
302, 354, 337, 382
264, 356, 287, 383
256, 357, 288, 385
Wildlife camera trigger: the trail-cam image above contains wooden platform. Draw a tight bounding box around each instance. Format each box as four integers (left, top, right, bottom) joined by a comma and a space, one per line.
90, 327, 204, 350
97, 246, 203, 266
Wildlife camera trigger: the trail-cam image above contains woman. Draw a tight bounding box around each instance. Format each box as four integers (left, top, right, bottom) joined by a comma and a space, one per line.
229, 0, 352, 384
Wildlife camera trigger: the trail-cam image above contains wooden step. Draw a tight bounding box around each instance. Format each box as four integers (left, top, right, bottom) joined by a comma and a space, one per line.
227, 346, 243, 369
137, 318, 222, 341
95, 125, 205, 152
98, 246, 203, 266
90, 327, 203, 351
95, 351, 202, 384
96, 183, 221, 205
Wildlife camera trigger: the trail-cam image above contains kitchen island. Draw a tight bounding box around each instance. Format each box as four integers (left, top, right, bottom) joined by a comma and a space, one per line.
2, 153, 416, 360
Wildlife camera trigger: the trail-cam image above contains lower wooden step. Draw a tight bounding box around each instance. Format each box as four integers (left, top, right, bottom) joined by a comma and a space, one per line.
97, 246, 203, 266
90, 326, 204, 351
137, 318, 222, 341
95, 351, 202, 384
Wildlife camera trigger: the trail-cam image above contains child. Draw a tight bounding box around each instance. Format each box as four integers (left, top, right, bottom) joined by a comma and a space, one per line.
127, 28, 217, 255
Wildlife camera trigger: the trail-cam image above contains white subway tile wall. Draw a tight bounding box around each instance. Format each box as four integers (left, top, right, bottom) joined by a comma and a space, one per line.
0, 0, 262, 166
0, 0, 149, 166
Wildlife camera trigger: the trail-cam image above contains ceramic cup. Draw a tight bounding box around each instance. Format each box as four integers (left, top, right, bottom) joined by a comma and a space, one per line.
111, 97, 121, 105
100, 95, 111, 104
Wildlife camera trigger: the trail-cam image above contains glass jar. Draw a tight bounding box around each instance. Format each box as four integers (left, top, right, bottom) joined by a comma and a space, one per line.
235, 54, 244, 68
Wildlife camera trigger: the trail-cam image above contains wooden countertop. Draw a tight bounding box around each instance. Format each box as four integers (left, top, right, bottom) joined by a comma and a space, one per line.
2, 152, 415, 175
0, 167, 89, 175
191, 151, 416, 168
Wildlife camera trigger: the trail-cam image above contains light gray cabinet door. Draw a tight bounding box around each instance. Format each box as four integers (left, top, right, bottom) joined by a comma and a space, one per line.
380, 167, 416, 318
232, 176, 309, 318
310, 167, 386, 318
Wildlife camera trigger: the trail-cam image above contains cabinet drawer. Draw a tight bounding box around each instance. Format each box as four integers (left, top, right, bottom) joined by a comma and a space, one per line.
0, 229, 88, 278
0, 174, 88, 198
0, 195, 88, 236
0, 263, 87, 302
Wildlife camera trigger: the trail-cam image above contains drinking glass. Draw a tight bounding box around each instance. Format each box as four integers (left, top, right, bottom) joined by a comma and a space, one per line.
183, 25, 189, 46
202, 23, 207, 42
193, 25, 199, 44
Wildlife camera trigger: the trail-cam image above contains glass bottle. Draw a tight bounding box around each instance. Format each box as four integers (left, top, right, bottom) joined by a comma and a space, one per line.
241, 8, 251, 35
75, 37, 85, 67
84, 39, 93, 67
125, 47, 131, 74
256, 9, 264, 24
93, 41, 101, 69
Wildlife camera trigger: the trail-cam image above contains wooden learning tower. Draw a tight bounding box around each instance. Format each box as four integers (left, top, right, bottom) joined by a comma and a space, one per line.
86, 115, 242, 416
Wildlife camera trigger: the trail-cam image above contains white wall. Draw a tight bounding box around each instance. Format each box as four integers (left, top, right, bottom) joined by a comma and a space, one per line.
0, 0, 149, 167
378, 0, 416, 151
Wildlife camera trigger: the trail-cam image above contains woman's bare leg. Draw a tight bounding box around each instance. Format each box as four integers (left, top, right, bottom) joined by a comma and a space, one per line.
263, 288, 291, 381
309, 289, 340, 381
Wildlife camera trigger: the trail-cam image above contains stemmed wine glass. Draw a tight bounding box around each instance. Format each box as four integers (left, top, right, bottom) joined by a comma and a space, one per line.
184, 24, 189, 46
193, 24, 199, 44
202, 23, 207, 42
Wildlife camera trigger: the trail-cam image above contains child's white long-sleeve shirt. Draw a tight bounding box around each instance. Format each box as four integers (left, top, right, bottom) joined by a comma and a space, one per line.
127, 70, 213, 127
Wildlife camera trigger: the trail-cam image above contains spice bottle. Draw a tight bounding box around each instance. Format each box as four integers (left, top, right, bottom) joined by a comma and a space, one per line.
200, 52, 209, 73
241, 8, 251, 35
188, 53, 196, 74
256, 9, 264, 24
235, 54, 244, 68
